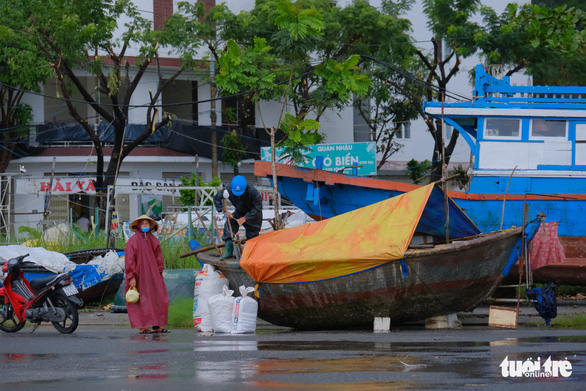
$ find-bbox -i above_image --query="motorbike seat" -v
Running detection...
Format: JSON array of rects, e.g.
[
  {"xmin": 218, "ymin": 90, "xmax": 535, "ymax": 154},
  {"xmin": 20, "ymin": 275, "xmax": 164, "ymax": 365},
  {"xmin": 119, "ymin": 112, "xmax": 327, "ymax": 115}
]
[{"xmin": 29, "ymin": 275, "xmax": 59, "ymax": 292}]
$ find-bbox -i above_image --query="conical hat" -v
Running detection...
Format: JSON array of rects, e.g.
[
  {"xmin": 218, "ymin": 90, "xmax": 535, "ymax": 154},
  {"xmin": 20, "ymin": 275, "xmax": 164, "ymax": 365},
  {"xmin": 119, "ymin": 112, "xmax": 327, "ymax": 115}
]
[{"xmin": 130, "ymin": 215, "xmax": 159, "ymax": 233}]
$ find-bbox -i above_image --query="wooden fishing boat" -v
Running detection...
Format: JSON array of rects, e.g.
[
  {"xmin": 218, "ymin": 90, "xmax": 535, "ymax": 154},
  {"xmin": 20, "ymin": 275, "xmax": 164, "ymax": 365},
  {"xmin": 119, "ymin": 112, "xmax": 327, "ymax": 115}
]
[
  {"xmin": 197, "ymin": 227, "xmax": 522, "ymax": 330},
  {"xmin": 188, "ymin": 184, "xmax": 529, "ymax": 330}
]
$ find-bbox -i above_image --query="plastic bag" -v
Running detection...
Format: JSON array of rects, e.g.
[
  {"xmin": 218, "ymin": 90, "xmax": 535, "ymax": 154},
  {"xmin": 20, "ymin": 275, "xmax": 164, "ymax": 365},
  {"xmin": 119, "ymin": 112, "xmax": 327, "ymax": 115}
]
[
  {"xmin": 193, "ymin": 264, "xmax": 229, "ymax": 332},
  {"xmin": 231, "ymin": 285, "xmax": 258, "ymax": 334},
  {"xmin": 208, "ymin": 285, "xmax": 235, "ymax": 333}
]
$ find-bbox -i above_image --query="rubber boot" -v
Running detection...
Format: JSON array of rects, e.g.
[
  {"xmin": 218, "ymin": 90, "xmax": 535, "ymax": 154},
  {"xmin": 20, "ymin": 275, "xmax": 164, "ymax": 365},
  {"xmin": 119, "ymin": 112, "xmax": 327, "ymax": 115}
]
[{"xmin": 220, "ymin": 240, "xmax": 234, "ymax": 259}]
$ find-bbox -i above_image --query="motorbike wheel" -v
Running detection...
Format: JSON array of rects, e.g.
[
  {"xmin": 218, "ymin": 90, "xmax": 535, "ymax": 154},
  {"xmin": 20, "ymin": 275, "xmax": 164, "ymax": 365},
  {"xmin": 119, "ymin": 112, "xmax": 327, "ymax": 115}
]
[
  {"xmin": 51, "ymin": 292, "xmax": 79, "ymax": 334},
  {"xmin": 0, "ymin": 297, "xmax": 26, "ymax": 332}
]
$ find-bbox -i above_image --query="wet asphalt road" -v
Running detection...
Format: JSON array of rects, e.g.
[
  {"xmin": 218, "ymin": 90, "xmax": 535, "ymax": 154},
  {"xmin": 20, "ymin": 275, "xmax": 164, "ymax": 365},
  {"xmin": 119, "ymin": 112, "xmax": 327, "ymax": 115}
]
[{"xmin": 0, "ymin": 321, "xmax": 585, "ymax": 391}]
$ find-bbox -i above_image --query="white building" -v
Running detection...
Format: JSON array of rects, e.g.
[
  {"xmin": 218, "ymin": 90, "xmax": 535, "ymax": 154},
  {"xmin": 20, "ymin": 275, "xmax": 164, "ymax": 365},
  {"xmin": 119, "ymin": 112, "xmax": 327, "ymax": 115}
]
[{"xmin": 4, "ymin": 0, "xmax": 530, "ymax": 236}]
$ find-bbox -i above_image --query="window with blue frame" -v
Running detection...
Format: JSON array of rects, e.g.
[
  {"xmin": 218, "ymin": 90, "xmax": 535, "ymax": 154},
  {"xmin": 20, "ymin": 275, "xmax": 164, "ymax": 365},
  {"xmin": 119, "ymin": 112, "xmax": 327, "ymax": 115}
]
[
  {"xmin": 530, "ymin": 119, "xmax": 567, "ymax": 139},
  {"xmin": 484, "ymin": 118, "xmax": 521, "ymax": 139}
]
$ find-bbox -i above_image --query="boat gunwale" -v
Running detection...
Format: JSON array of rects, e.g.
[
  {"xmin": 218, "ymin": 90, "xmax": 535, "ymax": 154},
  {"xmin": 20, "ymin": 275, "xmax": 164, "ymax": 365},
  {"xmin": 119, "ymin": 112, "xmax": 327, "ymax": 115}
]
[{"xmin": 256, "ymin": 161, "xmax": 586, "ymax": 202}]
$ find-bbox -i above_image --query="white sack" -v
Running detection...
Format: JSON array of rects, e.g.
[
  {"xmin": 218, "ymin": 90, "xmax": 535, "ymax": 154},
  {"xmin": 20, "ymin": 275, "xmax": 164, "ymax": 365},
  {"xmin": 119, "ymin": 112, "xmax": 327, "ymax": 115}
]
[
  {"xmin": 0, "ymin": 245, "xmax": 75, "ymax": 273},
  {"xmin": 193, "ymin": 264, "xmax": 229, "ymax": 332},
  {"xmin": 208, "ymin": 285, "xmax": 235, "ymax": 333},
  {"xmin": 231, "ymin": 285, "xmax": 258, "ymax": 334}
]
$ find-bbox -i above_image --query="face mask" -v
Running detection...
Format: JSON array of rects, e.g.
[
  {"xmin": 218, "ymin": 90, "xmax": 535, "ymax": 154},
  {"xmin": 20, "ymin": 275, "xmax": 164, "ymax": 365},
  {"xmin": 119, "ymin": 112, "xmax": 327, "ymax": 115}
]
[{"xmin": 141, "ymin": 227, "xmax": 150, "ymax": 233}]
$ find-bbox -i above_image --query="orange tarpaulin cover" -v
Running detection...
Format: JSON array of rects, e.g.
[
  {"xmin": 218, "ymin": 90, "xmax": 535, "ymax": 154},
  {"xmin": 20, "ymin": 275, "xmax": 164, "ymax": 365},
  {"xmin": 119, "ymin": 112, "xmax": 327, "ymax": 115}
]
[{"xmin": 240, "ymin": 184, "xmax": 450, "ymax": 284}]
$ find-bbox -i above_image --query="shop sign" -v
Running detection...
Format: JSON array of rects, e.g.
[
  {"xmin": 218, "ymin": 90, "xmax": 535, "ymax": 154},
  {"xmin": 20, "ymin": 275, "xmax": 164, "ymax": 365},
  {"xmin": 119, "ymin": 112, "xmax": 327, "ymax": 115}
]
[{"xmin": 261, "ymin": 142, "xmax": 377, "ymax": 175}]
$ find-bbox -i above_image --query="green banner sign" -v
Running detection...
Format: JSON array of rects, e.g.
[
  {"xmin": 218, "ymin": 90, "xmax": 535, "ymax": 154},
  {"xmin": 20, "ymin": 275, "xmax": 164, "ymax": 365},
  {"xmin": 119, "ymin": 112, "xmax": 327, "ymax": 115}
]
[{"xmin": 261, "ymin": 142, "xmax": 377, "ymax": 175}]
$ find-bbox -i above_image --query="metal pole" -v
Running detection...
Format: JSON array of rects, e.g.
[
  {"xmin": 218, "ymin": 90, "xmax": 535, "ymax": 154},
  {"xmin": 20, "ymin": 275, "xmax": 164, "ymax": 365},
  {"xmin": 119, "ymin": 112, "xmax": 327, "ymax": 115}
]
[
  {"xmin": 43, "ymin": 157, "xmax": 56, "ymax": 223},
  {"xmin": 188, "ymin": 206, "xmax": 193, "ymax": 241},
  {"xmin": 522, "ymin": 194, "xmax": 529, "ymax": 291},
  {"xmin": 69, "ymin": 208, "xmax": 73, "ymax": 246},
  {"xmin": 105, "ymin": 185, "xmax": 111, "ymax": 247},
  {"xmin": 441, "ymin": 89, "xmax": 449, "ymax": 244},
  {"xmin": 94, "ymin": 206, "xmax": 99, "ymax": 238}
]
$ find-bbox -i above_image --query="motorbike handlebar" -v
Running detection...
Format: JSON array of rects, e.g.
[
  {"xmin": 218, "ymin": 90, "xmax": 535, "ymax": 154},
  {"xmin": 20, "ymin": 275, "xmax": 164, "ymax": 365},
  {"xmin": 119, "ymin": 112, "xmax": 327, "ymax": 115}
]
[
  {"xmin": 16, "ymin": 253, "xmax": 30, "ymax": 263},
  {"xmin": 2, "ymin": 253, "xmax": 29, "ymax": 275}
]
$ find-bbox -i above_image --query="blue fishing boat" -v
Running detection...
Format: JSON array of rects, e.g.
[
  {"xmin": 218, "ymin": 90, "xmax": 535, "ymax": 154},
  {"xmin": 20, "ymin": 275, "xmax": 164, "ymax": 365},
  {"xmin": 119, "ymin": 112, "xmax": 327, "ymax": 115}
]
[{"xmin": 256, "ymin": 65, "xmax": 586, "ymax": 282}]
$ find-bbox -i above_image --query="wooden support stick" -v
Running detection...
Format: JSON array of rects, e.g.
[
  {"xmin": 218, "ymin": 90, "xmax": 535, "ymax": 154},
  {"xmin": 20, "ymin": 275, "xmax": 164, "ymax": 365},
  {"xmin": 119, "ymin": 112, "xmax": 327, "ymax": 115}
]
[
  {"xmin": 180, "ymin": 243, "xmax": 224, "ymax": 258},
  {"xmin": 194, "ymin": 208, "xmax": 222, "ymax": 255},
  {"xmin": 180, "ymin": 239, "xmax": 246, "ymax": 258}
]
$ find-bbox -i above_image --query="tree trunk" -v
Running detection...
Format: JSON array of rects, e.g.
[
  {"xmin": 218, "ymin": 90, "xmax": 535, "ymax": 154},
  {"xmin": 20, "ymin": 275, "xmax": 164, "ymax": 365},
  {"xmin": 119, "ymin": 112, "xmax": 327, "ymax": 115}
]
[{"xmin": 211, "ymin": 63, "xmax": 218, "ymax": 179}]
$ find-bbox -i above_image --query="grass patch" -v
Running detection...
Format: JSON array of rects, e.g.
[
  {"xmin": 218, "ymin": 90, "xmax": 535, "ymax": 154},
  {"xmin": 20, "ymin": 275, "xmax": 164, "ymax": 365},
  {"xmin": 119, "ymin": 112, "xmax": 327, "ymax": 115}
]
[
  {"xmin": 160, "ymin": 236, "xmax": 203, "ymax": 270},
  {"xmin": 167, "ymin": 297, "xmax": 195, "ymax": 329},
  {"xmin": 556, "ymin": 285, "xmax": 586, "ymax": 297},
  {"xmin": 515, "ymin": 284, "xmax": 586, "ymax": 299},
  {"xmin": 527, "ymin": 314, "xmax": 586, "ymax": 329}
]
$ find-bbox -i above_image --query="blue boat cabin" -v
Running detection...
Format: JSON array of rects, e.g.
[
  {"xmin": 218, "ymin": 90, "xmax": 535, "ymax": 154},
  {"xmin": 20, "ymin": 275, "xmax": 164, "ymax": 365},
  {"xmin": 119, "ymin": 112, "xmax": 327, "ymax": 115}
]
[{"xmin": 423, "ymin": 64, "xmax": 586, "ymax": 195}]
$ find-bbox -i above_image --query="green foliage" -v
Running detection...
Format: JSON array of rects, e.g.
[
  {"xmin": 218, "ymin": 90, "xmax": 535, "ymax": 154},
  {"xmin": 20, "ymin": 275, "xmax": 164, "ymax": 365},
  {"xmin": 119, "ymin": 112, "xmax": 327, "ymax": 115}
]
[
  {"xmin": 178, "ymin": 174, "xmax": 221, "ymax": 207},
  {"xmin": 217, "ymin": 38, "xmax": 283, "ymax": 102},
  {"xmin": 315, "ymin": 55, "xmax": 371, "ymax": 102},
  {"xmin": 278, "ymin": 112, "xmax": 322, "ymax": 165},
  {"xmin": 406, "ymin": 159, "xmax": 432, "ymax": 184},
  {"xmin": 7, "ymin": 0, "xmax": 205, "ymax": 191},
  {"xmin": 477, "ymin": 2, "xmax": 586, "ymax": 85},
  {"xmin": 422, "ymin": 0, "xmax": 482, "ymax": 57},
  {"xmin": 18, "ymin": 226, "xmax": 43, "ymax": 240},
  {"xmin": 220, "ymin": 129, "xmax": 245, "ymax": 169},
  {"xmin": 382, "ymin": 0, "xmax": 415, "ymax": 15},
  {"xmin": 216, "ymin": 1, "xmax": 372, "ymax": 160},
  {"xmin": 449, "ymin": 165, "xmax": 470, "ymax": 190},
  {"xmin": 0, "ymin": 0, "xmax": 53, "ymax": 172},
  {"xmin": 275, "ymin": 0, "xmax": 325, "ymax": 40}
]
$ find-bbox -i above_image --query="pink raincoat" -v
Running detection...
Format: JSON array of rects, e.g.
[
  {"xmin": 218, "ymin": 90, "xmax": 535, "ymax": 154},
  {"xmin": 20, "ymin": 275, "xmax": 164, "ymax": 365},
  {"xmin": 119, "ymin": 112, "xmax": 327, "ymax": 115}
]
[{"xmin": 124, "ymin": 227, "xmax": 169, "ymax": 329}]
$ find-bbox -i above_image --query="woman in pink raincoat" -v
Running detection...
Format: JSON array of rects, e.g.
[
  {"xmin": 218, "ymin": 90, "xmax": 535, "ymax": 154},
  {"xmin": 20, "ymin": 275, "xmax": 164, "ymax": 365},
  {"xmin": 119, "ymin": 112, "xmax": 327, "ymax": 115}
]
[{"xmin": 125, "ymin": 215, "xmax": 170, "ymax": 334}]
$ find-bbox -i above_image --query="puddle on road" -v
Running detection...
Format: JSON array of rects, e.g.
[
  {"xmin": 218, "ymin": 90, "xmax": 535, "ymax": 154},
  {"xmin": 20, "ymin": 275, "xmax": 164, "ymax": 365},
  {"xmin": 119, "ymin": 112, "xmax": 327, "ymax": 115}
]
[
  {"xmin": 252, "ymin": 356, "xmax": 426, "ymax": 374},
  {"xmin": 194, "ymin": 340, "xmax": 259, "ymax": 351},
  {"xmin": 192, "ymin": 339, "xmax": 492, "ymax": 353},
  {"xmin": 126, "ymin": 362, "xmax": 169, "ymax": 379},
  {"xmin": 192, "ymin": 356, "xmax": 428, "ymax": 388},
  {"xmin": 2, "ymin": 353, "xmax": 53, "ymax": 362}
]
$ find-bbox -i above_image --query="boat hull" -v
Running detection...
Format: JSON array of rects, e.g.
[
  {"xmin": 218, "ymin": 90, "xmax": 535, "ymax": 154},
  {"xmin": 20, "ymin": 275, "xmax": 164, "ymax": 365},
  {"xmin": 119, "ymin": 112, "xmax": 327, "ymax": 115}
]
[{"xmin": 198, "ymin": 228, "xmax": 521, "ymax": 330}]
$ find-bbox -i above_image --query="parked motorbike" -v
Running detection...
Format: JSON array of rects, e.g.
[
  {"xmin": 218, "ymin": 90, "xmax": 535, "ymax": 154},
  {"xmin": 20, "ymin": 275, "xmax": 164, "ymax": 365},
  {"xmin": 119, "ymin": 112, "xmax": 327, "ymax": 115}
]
[{"xmin": 0, "ymin": 254, "xmax": 83, "ymax": 334}]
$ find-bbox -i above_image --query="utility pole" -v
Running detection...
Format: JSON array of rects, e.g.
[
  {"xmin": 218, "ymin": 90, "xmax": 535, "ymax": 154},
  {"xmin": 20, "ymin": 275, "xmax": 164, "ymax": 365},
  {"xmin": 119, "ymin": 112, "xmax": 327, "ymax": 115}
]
[
  {"xmin": 210, "ymin": 61, "xmax": 218, "ymax": 179},
  {"xmin": 43, "ymin": 157, "xmax": 56, "ymax": 222}
]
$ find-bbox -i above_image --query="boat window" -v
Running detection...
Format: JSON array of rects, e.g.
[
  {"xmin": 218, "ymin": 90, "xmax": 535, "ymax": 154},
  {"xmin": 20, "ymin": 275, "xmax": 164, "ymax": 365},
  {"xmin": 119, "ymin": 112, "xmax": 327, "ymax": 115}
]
[
  {"xmin": 530, "ymin": 119, "xmax": 567, "ymax": 138},
  {"xmin": 484, "ymin": 118, "xmax": 521, "ymax": 139}
]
